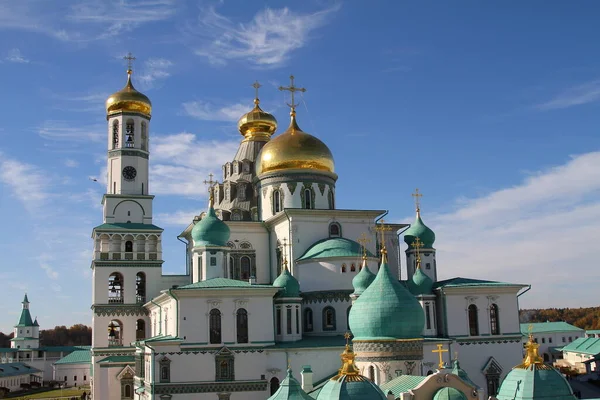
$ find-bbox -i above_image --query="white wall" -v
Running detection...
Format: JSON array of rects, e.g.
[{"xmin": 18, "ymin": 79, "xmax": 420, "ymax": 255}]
[{"xmin": 54, "ymin": 363, "xmax": 90, "ymax": 387}]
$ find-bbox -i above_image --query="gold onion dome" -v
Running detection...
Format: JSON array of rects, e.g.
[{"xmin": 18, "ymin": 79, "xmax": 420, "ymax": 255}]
[
  {"xmin": 237, "ymin": 98, "xmax": 278, "ymax": 141},
  {"xmin": 256, "ymin": 110, "xmax": 335, "ymax": 176},
  {"xmin": 106, "ymin": 69, "xmax": 152, "ymax": 118}
]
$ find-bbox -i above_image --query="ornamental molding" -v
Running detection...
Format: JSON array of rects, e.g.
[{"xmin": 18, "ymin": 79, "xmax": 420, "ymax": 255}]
[
  {"xmin": 286, "ymin": 182, "xmax": 297, "ymax": 195},
  {"xmin": 207, "ymin": 300, "xmax": 222, "ymax": 309},
  {"xmin": 465, "ymin": 296, "xmax": 478, "ymax": 305},
  {"xmin": 92, "ymin": 349, "xmax": 136, "ymax": 357},
  {"xmin": 457, "ymin": 338, "xmax": 521, "ymax": 346},
  {"xmin": 486, "ymin": 295, "xmax": 499, "ymax": 303},
  {"xmin": 108, "ymin": 149, "xmax": 149, "ymax": 159},
  {"xmin": 318, "ymin": 183, "xmax": 326, "ymax": 196},
  {"xmin": 301, "ymin": 290, "xmax": 352, "ymax": 304},
  {"xmin": 233, "ymin": 299, "xmax": 249, "ymax": 311},
  {"xmin": 92, "ymin": 305, "xmax": 148, "ymax": 317},
  {"xmin": 153, "ymin": 349, "xmax": 265, "ymax": 356},
  {"xmin": 353, "ymin": 340, "xmax": 423, "ymax": 359},
  {"xmin": 259, "ymin": 174, "xmax": 336, "ymax": 187},
  {"xmin": 153, "ymin": 380, "xmax": 268, "ymax": 394}
]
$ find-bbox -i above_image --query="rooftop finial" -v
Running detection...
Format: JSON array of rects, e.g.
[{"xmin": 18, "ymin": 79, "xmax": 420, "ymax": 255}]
[
  {"xmin": 279, "ymin": 75, "xmax": 306, "ymax": 115},
  {"xmin": 281, "ymin": 238, "xmax": 289, "ymax": 270},
  {"xmin": 123, "ymin": 52, "xmax": 136, "ymax": 74},
  {"xmin": 252, "ymin": 81, "xmax": 262, "ymax": 106},
  {"xmin": 412, "ymin": 188, "xmax": 423, "ymax": 214},
  {"xmin": 411, "ymin": 237, "xmax": 424, "ymax": 269},
  {"xmin": 357, "ymin": 233, "xmax": 371, "ymax": 260},
  {"xmin": 203, "ymin": 173, "xmax": 217, "ymax": 208},
  {"xmin": 432, "ymin": 344, "xmax": 449, "ymax": 369},
  {"xmin": 331, "ymin": 332, "xmax": 362, "ymax": 381},
  {"xmin": 517, "ymin": 329, "xmax": 545, "ymax": 369},
  {"xmin": 375, "ymin": 219, "xmax": 393, "ymax": 263}
]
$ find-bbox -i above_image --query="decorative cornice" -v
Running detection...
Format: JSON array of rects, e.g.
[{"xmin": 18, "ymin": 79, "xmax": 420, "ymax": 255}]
[
  {"xmin": 92, "ymin": 261, "xmax": 164, "ymax": 268},
  {"xmin": 92, "ymin": 304, "xmax": 149, "ymax": 317},
  {"xmin": 108, "ymin": 149, "xmax": 149, "ymax": 159},
  {"xmin": 153, "ymin": 380, "xmax": 268, "ymax": 394},
  {"xmin": 457, "ymin": 337, "xmax": 521, "ymax": 345},
  {"xmin": 301, "ymin": 290, "xmax": 352, "ymax": 304}
]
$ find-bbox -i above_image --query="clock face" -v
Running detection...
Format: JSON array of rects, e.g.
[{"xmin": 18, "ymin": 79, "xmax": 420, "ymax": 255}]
[{"xmin": 122, "ymin": 166, "xmax": 137, "ymax": 181}]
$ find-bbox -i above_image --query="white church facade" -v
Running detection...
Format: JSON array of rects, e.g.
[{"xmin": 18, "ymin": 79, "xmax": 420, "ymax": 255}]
[{"xmin": 89, "ymin": 65, "xmax": 530, "ymax": 400}]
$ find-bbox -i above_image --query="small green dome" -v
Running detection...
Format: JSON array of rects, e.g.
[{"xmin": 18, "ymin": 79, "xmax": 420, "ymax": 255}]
[
  {"xmin": 351, "ymin": 260, "xmax": 375, "ymax": 296},
  {"xmin": 273, "ymin": 267, "xmax": 300, "ymax": 298},
  {"xmin": 297, "ymin": 238, "xmax": 376, "ymax": 261},
  {"xmin": 316, "ymin": 376, "xmax": 387, "ymax": 400},
  {"xmin": 348, "ymin": 253, "xmax": 424, "ymax": 340},
  {"xmin": 404, "ymin": 211, "xmax": 435, "ymax": 248},
  {"xmin": 408, "ymin": 266, "xmax": 433, "ymax": 295},
  {"xmin": 433, "ymin": 387, "xmax": 467, "ymax": 400},
  {"xmin": 191, "ymin": 206, "xmax": 230, "ymax": 247},
  {"xmin": 268, "ymin": 369, "xmax": 313, "ymax": 400}
]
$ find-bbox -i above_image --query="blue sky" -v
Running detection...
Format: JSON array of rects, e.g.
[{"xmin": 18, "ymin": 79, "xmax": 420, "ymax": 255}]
[{"xmin": 1, "ymin": 0, "xmax": 599, "ymax": 333}]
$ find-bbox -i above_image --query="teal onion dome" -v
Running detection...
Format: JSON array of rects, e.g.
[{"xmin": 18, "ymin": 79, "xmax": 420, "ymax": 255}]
[
  {"xmin": 268, "ymin": 369, "xmax": 313, "ymax": 400},
  {"xmin": 273, "ymin": 266, "xmax": 300, "ymax": 298},
  {"xmin": 404, "ymin": 210, "xmax": 435, "ymax": 248},
  {"xmin": 191, "ymin": 205, "xmax": 230, "ymax": 247},
  {"xmin": 348, "ymin": 252, "xmax": 424, "ymax": 340},
  {"xmin": 351, "ymin": 258, "xmax": 375, "ymax": 296},
  {"xmin": 408, "ymin": 264, "xmax": 433, "ymax": 296},
  {"xmin": 433, "ymin": 387, "xmax": 468, "ymax": 400}
]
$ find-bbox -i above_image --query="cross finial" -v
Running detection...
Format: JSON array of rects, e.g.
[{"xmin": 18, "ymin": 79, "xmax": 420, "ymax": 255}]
[
  {"xmin": 412, "ymin": 188, "xmax": 423, "ymax": 213},
  {"xmin": 357, "ymin": 233, "xmax": 372, "ymax": 259},
  {"xmin": 281, "ymin": 238, "xmax": 289, "ymax": 269},
  {"xmin": 123, "ymin": 52, "xmax": 136, "ymax": 73},
  {"xmin": 252, "ymin": 81, "xmax": 262, "ymax": 105},
  {"xmin": 344, "ymin": 332, "xmax": 351, "ymax": 346},
  {"xmin": 411, "ymin": 237, "xmax": 424, "ymax": 268},
  {"xmin": 375, "ymin": 219, "xmax": 393, "ymax": 258},
  {"xmin": 279, "ymin": 75, "xmax": 306, "ymax": 113},
  {"xmin": 432, "ymin": 344, "xmax": 449, "ymax": 369},
  {"xmin": 203, "ymin": 173, "xmax": 217, "ymax": 207}
]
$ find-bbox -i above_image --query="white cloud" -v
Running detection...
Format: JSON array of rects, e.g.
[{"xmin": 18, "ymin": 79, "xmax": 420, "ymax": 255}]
[
  {"xmin": 424, "ymin": 151, "xmax": 600, "ymax": 308},
  {"xmin": 537, "ymin": 79, "xmax": 600, "ymax": 110},
  {"xmin": 64, "ymin": 159, "xmax": 79, "ymax": 168},
  {"xmin": 182, "ymin": 101, "xmax": 249, "ymax": 122},
  {"xmin": 0, "ymin": 153, "xmax": 51, "ymax": 210},
  {"xmin": 138, "ymin": 58, "xmax": 173, "ymax": 89},
  {"xmin": 155, "ymin": 209, "xmax": 198, "ymax": 227},
  {"xmin": 6, "ymin": 48, "xmax": 29, "ymax": 63},
  {"xmin": 192, "ymin": 4, "xmax": 340, "ymax": 67},
  {"xmin": 36, "ymin": 120, "xmax": 104, "ymax": 142}
]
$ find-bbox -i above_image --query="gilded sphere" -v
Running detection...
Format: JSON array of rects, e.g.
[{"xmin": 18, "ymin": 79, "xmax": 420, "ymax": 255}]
[
  {"xmin": 237, "ymin": 101, "xmax": 278, "ymax": 139},
  {"xmin": 106, "ymin": 72, "xmax": 152, "ymax": 117},
  {"xmin": 256, "ymin": 114, "xmax": 335, "ymax": 176}
]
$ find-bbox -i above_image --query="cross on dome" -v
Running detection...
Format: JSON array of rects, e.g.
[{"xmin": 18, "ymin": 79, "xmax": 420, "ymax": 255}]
[
  {"xmin": 279, "ymin": 75, "xmax": 306, "ymax": 112},
  {"xmin": 123, "ymin": 52, "xmax": 136, "ymax": 73},
  {"xmin": 357, "ymin": 233, "xmax": 371, "ymax": 259},
  {"xmin": 432, "ymin": 344, "xmax": 448, "ymax": 369},
  {"xmin": 203, "ymin": 173, "xmax": 217, "ymax": 207},
  {"xmin": 411, "ymin": 236, "xmax": 424, "ymax": 268},
  {"xmin": 252, "ymin": 81, "xmax": 262, "ymax": 103},
  {"xmin": 412, "ymin": 188, "xmax": 423, "ymax": 212},
  {"xmin": 375, "ymin": 219, "xmax": 393, "ymax": 261}
]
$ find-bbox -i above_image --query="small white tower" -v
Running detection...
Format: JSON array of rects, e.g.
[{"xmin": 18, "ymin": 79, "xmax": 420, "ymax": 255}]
[
  {"xmin": 404, "ymin": 189, "xmax": 437, "ymax": 282},
  {"xmin": 11, "ymin": 294, "xmax": 40, "ymax": 349},
  {"xmin": 272, "ymin": 251, "xmax": 303, "ymax": 342}
]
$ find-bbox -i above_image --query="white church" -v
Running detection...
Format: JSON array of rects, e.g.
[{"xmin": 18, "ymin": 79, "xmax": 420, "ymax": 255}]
[{"xmin": 90, "ymin": 63, "xmax": 530, "ymax": 400}]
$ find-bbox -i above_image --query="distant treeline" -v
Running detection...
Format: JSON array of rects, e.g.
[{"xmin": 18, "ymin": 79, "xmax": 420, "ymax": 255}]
[
  {"xmin": 520, "ymin": 307, "xmax": 600, "ymax": 330},
  {"xmin": 0, "ymin": 324, "xmax": 92, "ymax": 347}
]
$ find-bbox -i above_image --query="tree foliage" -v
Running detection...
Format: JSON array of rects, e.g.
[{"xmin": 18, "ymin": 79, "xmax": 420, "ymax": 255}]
[
  {"xmin": 520, "ymin": 307, "xmax": 600, "ymax": 330},
  {"xmin": 0, "ymin": 325, "xmax": 91, "ymax": 347}
]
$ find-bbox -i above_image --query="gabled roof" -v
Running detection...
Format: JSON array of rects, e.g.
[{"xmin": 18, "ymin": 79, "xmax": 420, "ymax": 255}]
[
  {"xmin": 54, "ymin": 349, "xmax": 91, "ymax": 365},
  {"xmin": 520, "ymin": 322, "xmax": 584, "ymax": 334},
  {"xmin": 177, "ymin": 278, "xmax": 274, "ymax": 290},
  {"xmin": 0, "ymin": 363, "xmax": 41, "ymax": 378},
  {"xmin": 561, "ymin": 337, "xmax": 600, "ymax": 356},
  {"xmin": 433, "ymin": 277, "xmax": 527, "ymax": 289},
  {"xmin": 93, "ymin": 222, "xmax": 163, "ymax": 232},
  {"xmin": 15, "ymin": 308, "xmax": 34, "ymax": 327}
]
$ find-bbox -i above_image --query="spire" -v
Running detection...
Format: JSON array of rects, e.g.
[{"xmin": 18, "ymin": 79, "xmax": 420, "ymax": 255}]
[
  {"xmin": 516, "ymin": 331, "xmax": 545, "ymax": 369},
  {"xmin": 15, "ymin": 294, "xmax": 34, "ymax": 327},
  {"xmin": 331, "ymin": 333, "xmax": 362, "ymax": 381},
  {"xmin": 22, "ymin": 293, "xmax": 29, "ymax": 305}
]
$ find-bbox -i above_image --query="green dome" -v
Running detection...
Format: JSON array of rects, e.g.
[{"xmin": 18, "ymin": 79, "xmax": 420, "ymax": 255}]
[
  {"xmin": 273, "ymin": 267, "xmax": 301, "ymax": 298},
  {"xmin": 404, "ymin": 211, "xmax": 435, "ymax": 248},
  {"xmin": 268, "ymin": 369, "xmax": 313, "ymax": 400},
  {"xmin": 433, "ymin": 387, "xmax": 467, "ymax": 400},
  {"xmin": 316, "ymin": 376, "xmax": 387, "ymax": 400},
  {"xmin": 191, "ymin": 206, "xmax": 230, "ymax": 247},
  {"xmin": 297, "ymin": 238, "xmax": 376, "ymax": 261},
  {"xmin": 351, "ymin": 260, "xmax": 375, "ymax": 296},
  {"xmin": 348, "ymin": 253, "xmax": 424, "ymax": 340},
  {"xmin": 407, "ymin": 266, "xmax": 433, "ymax": 296}
]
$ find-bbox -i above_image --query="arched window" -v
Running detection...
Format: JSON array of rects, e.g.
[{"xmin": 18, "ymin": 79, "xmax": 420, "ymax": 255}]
[
  {"xmin": 304, "ymin": 188, "xmax": 312, "ymax": 209},
  {"xmin": 329, "ymin": 222, "xmax": 341, "ymax": 238},
  {"xmin": 112, "ymin": 120, "xmax": 119, "ymax": 149},
  {"xmin": 125, "ymin": 120, "xmax": 134, "ymax": 148},
  {"xmin": 270, "ymin": 377, "xmax": 280, "ymax": 395},
  {"xmin": 125, "ymin": 240, "xmax": 133, "ymax": 252},
  {"xmin": 236, "ymin": 308, "xmax": 248, "ymax": 343},
  {"xmin": 240, "ymin": 256, "xmax": 251, "ymax": 280},
  {"xmin": 231, "ymin": 211, "xmax": 242, "ymax": 221},
  {"xmin": 304, "ymin": 308, "xmax": 313, "ymax": 332},
  {"xmin": 108, "ymin": 272, "xmax": 124, "ymax": 303},
  {"xmin": 427, "ymin": 370, "xmax": 434, "ymax": 376},
  {"xmin": 209, "ymin": 309, "xmax": 222, "ymax": 344},
  {"xmin": 124, "ymin": 385, "xmax": 131, "ymax": 398},
  {"xmin": 350, "ymin": 263, "xmax": 356, "ymax": 272},
  {"xmin": 341, "ymin": 264, "xmax": 346, "ymax": 273},
  {"xmin": 107, "ymin": 320, "xmax": 122, "ymax": 346},
  {"xmin": 273, "ymin": 190, "xmax": 281, "ymax": 213},
  {"xmin": 229, "ymin": 256, "xmax": 235, "ymax": 279},
  {"xmin": 468, "ymin": 304, "xmax": 479, "ymax": 336},
  {"xmin": 136, "ymin": 319, "xmax": 145, "ymax": 340},
  {"xmin": 368, "ymin": 366, "xmax": 375, "ymax": 382},
  {"xmin": 323, "ymin": 307, "xmax": 336, "ymax": 331},
  {"xmin": 141, "ymin": 122, "xmax": 147, "ymax": 151},
  {"xmin": 136, "ymin": 272, "xmax": 146, "ymax": 304},
  {"xmin": 490, "ymin": 304, "xmax": 500, "ymax": 335}
]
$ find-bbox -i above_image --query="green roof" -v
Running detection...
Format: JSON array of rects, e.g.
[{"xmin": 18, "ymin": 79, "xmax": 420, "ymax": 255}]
[
  {"xmin": 379, "ymin": 375, "xmax": 426, "ymax": 398},
  {"xmin": 98, "ymin": 355, "xmax": 135, "ymax": 363},
  {"xmin": 0, "ymin": 363, "xmax": 41, "ymax": 378},
  {"xmin": 37, "ymin": 345, "xmax": 90, "ymax": 352},
  {"xmin": 15, "ymin": 306, "xmax": 34, "ymax": 327},
  {"xmin": 177, "ymin": 278, "xmax": 275, "ymax": 290},
  {"xmin": 55, "ymin": 349, "xmax": 91, "ymax": 365},
  {"xmin": 434, "ymin": 387, "xmax": 467, "ymax": 400},
  {"xmin": 93, "ymin": 222, "xmax": 163, "ymax": 231},
  {"xmin": 561, "ymin": 337, "xmax": 600, "ymax": 356},
  {"xmin": 404, "ymin": 211, "xmax": 435, "ymax": 248},
  {"xmin": 316, "ymin": 375, "xmax": 386, "ymax": 400},
  {"xmin": 451, "ymin": 360, "xmax": 477, "ymax": 388},
  {"xmin": 268, "ymin": 369, "xmax": 314, "ymax": 400},
  {"xmin": 407, "ymin": 266, "xmax": 433, "ymax": 295},
  {"xmin": 273, "ymin": 267, "xmax": 301, "ymax": 297},
  {"xmin": 297, "ymin": 238, "xmax": 376, "ymax": 261},
  {"xmin": 10, "ymin": 337, "xmax": 36, "ymax": 341},
  {"xmin": 351, "ymin": 261, "xmax": 375, "ymax": 296},
  {"xmin": 434, "ymin": 277, "xmax": 526, "ymax": 289},
  {"xmin": 496, "ymin": 365, "xmax": 575, "ymax": 400},
  {"xmin": 191, "ymin": 206, "xmax": 230, "ymax": 247},
  {"xmin": 520, "ymin": 322, "xmax": 584, "ymax": 334},
  {"xmin": 586, "ymin": 330, "xmax": 600, "ymax": 334}
]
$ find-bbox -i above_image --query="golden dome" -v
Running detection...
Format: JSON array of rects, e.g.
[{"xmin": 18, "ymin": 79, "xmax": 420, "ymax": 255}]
[
  {"xmin": 237, "ymin": 98, "xmax": 278, "ymax": 141},
  {"xmin": 106, "ymin": 69, "xmax": 152, "ymax": 118},
  {"xmin": 256, "ymin": 110, "xmax": 335, "ymax": 176}
]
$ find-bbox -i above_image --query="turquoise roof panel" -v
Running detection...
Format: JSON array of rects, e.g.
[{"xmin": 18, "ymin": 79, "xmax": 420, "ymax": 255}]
[
  {"xmin": 403, "ymin": 211, "xmax": 435, "ymax": 248},
  {"xmin": 351, "ymin": 262, "xmax": 376, "ymax": 296},
  {"xmin": 433, "ymin": 387, "xmax": 468, "ymax": 400},
  {"xmin": 520, "ymin": 322, "xmax": 584, "ymax": 334},
  {"xmin": 380, "ymin": 375, "xmax": 427, "ymax": 398},
  {"xmin": 268, "ymin": 369, "xmax": 313, "ymax": 400},
  {"xmin": 433, "ymin": 277, "xmax": 527, "ymax": 289},
  {"xmin": 93, "ymin": 222, "xmax": 163, "ymax": 231},
  {"xmin": 408, "ymin": 267, "xmax": 433, "ymax": 295},
  {"xmin": 496, "ymin": 365, "xmax": 575, "ymax": 400},
  {"xmin": 297, "ymin": 238, "xmax": 376, "ymax": 261},
  {"xmin": 560, "ymin": 337, "xmax": 600, "ymax": 356},
  {"xmin": 0, "ymin": 363, "xmax": 41, "ymax": 378},
  {"xmin": 177, "ymin": 278, "xmax": 274, "ymax": 290},
  {"xmin": 15, "ymin": 308, "xmax": 34, "ymax": 327},
  {"xmin": 54, "ymin": 349, "xmax": 92, "ymax": 365},
  {"xmin": 586, "ymin": 330, "xmax": 600, "ymax": 334},
  {"xmin": 316, "ymin": 375, "xmax": 386, "ymax": 400},
  {"xmin": 98, "ymin": 355, "xmax": 135, "ymax": 363}
]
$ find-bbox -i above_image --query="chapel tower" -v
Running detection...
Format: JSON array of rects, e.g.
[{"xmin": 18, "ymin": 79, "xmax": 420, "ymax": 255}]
[
  {"xmin": 10, "ymin": 294, "xmax": 39, "ymax": 349},
  {"xmin": 404, "ymin": 189, "xmax": 437, "ymax": 282}
]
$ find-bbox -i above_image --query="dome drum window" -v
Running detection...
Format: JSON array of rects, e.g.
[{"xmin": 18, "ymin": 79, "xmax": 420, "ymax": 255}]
[
  {"xmin": 322, "ymin": 307, "xmax": 336, "ymax": 331},
  {"xmin": 328, "ymin": 222, "xmax": 341, "ymax": 238}
]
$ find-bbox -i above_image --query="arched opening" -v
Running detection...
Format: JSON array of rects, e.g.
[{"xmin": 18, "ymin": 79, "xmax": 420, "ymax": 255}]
[
  {"xmin": 136, "ymin": 272, "xmax": 146, "ymax": 304},
  {"xmin": 108, "ymin": 272, "xmax": 124, "ymax": 303},
  {"xmin": 341, "ymin": 264, "xmax": 346, "ymax": 273},
  {"xmin": 273, "ymin": 190, "xmax": 281, "ymax": 213},
  {"xmin": 136, "ymin": 319, "xmax": 145, "ymax": 341},
  {"xmin": 270, "ymin": 377, "xmax": 280, "ymax": 396},
  {"xmin": 304, "ymin": 308, "xmax": 313, "ymax": 332},
  {"xmin": 236, "ymin": 308, "xmax": 248, "ymax": 343},
  {"xmin": 368, "ymin": 365, "xmax": 375, "ymax": 382},
  {"xmin": 125, "ymin": 119, "xmax": 134, "ymax": 148},
  {"xmin": 304, "ymin": 188, "xmax": 312, "ymax": 209},
  {"xmin": 124, "ymin": 384, "xmax": 131, "ymax": 398},
  {"xmin": 141, "ymin": 121, "xmax": 147, "ymax": 151},
  {"xmin": 329, "ymin": 222, "xmax": 341, "ymax": 238},
  {"xmin": 209, "ymin": 309, "xmax": 222, "ymax": 344},
  {"xmin": 112, "ymin": 120, "xmax": 119, "ymax": 149},
  {"xmin": 323, "ymin": 307, "xmax": 336, "ymax": 331},
  {"xmin": 427, "ymin": 370, "xmax": 434, "ymax": 376},
  {"xmin": 107, "ymin": 319, "xmax": 122, "ymax": 346},
  {"xmin": 240, "ymin": 256, "xmax": 251, "ymax": 281},
  {"xmin": 468, "ymin": 304, "xmax": 479, "ymax": 336},
  {"xmin": 125, "ymin": 240, "xmax": 133, "ymax": 253},
  {"xmin": 350, "ymin": 263, "xmax": 356, "ymax": 272},
  {"xmin": 490, "ymin": 303, "xmax": 500, "ymax": 335},
  {"xmin": 543, "ymin": 353, "xmax": 550, "ymax": 362}
]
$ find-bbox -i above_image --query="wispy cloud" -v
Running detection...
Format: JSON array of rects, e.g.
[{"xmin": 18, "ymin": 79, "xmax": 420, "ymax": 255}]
[
  {"xmin": 37, "ymin": 255, "xmax": 59, "ymax": 280},
  {"xmin": 155, "ymin": 209, "xmax": 198, "ymax": 227},
  {"xmin": 426, "ymin": 151, "xmax": 600, "ymax": 308},
  {"xmin": 0, "ymin": 153, "xmax": 51, "ymax": 211},
  {"xmin": 536, "ymin": 79, "xmax": 600, "ymax": 110},
  {"xmin": 182, "ymin": 101, "xmax": 248, "ymax": 122},
  {"xmin": 138, "ymin": 58, "xmax": 174, "ymax": 89},
  {"xmin": 6, "ymin": 48, "xmax": 29, "ymax": 63},
  {"xmin": 64, "ymin": 159, "xmax": 79, "ymax": 168},
  {"xmin": 192, "ymin": 4, "xmax": 341, "ymax": 67},
  {"xmin": 36, "ymin": 120, "xmax": 104, "ymax": 142}
]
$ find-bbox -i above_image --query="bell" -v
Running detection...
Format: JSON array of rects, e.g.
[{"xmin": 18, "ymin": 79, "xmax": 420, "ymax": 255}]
[
  {"xmin": 108, "ymin": 322, "xmax": 116, "ymax": 337},
  {"xmin": 126, "ymin": 134, "xmax": 133, "ymax": 142}
]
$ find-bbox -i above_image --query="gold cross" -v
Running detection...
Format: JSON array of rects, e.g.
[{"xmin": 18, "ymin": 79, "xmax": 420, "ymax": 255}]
[
  {"xmin": 357, "ymin": 233, "xmax": 371, "ymax": 258},
  {"xmin": 123, "ymin": 52, "xmax": 136, "ymax": 71},
  {"xmin": 432, "ymin": 344, "xmax": 448, "ymax": 369},
  {"xmin": 412, "ymin": 188, "xmax": 423, "ymax": 212},
  {"xmin": 281, "ymin": 238, "xmax": 289, "ymax": 268},
  {"xmin": 252, "ymin": 81, "xmax": 262, "ymax": 102},
  {"xmin": 375, "ymin": 219, "xmax": 393, "ymax": 254},
  {"xmin": 411, "ymin": 237, "xmax": 424, "ymax": 267},
  {"xmin": 279, "ymin": 75, "xmax": 306, "ymax": 110},
  {"xmin": 203, "ymin": 173, "xmax": 217, "ymax": 206},
  {"xmin": 344, "ymin": 332, "xmax": 351, "ymax": 345}
]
